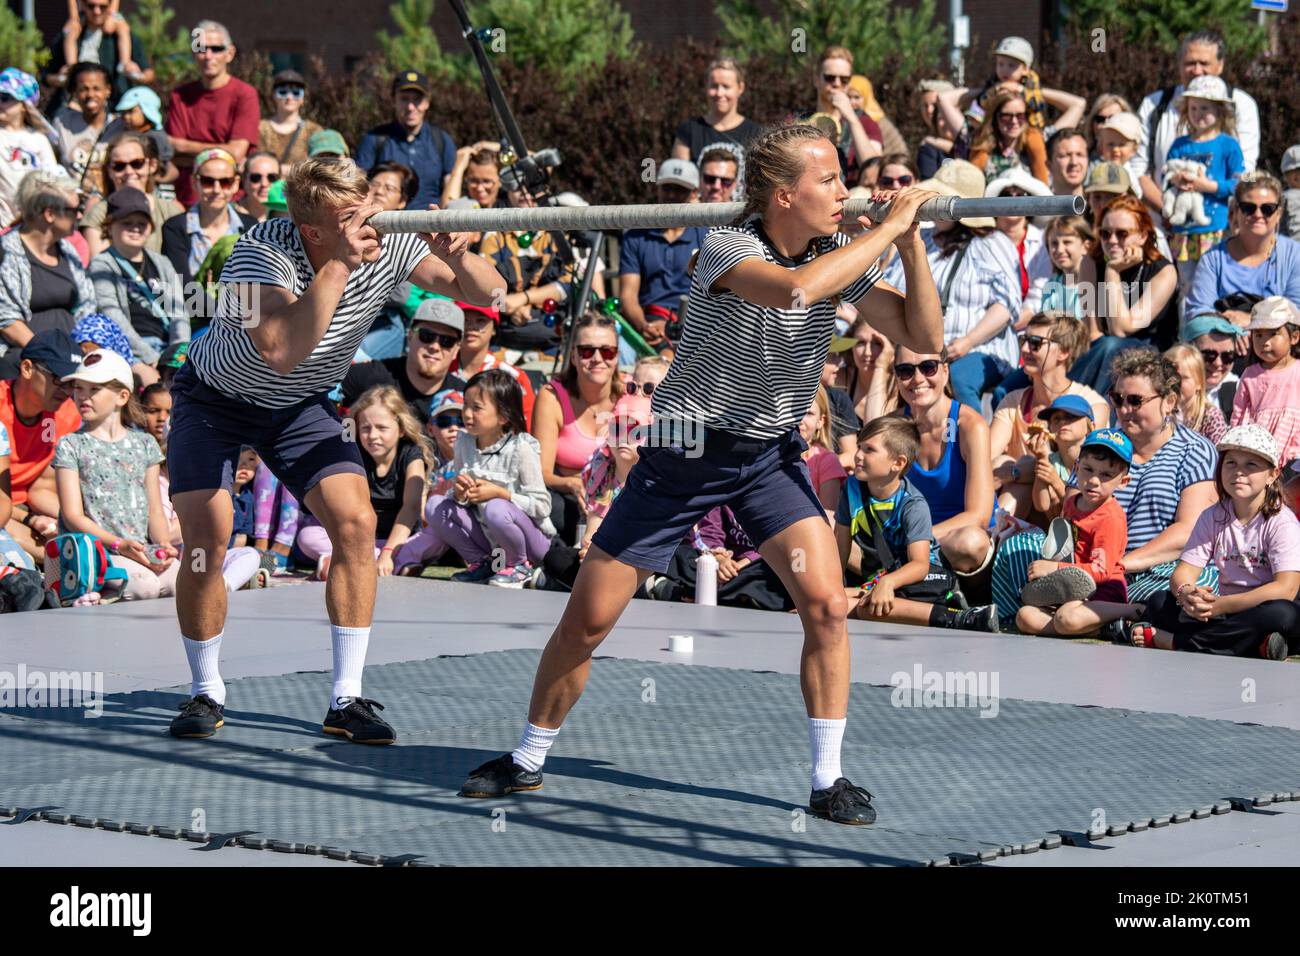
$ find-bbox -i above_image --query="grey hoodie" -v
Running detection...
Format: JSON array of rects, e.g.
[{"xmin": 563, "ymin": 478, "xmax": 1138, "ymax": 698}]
[{"xmin": 453, "ymin": 429, "xmax": 557, "ymax": 538}]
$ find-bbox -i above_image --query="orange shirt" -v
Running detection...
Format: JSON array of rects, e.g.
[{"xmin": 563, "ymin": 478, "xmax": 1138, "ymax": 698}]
[
  {"xmin": 0, "ymin": 379, "xmax": 82, "ymax": 505},
  {"xmin": 1061, "ymin": 492, "xmax": 1128, "ymax": 585}
]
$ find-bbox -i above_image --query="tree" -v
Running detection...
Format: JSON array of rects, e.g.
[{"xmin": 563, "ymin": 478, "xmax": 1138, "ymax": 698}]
[
  {"xmin": 0, "ymin": 4, "xmax": 50, "ymax": 75},
  {"xmin": 715, "ymin": 0, "xmax": 948, "ymax": 82},
  {"xmin": 376, "ymin": 0, "xmax": 451, "ymax": 81},
  {"xmin": 1063, "ymin": 0, "xmax": 1266, "ymax": 61},
  {"xmin": 472, "ymin": 0, "xmax": 637, "ymax": 87},
  {"xmin": 127, "ymin": 0, "xmax": 196, "ymax": 90}
]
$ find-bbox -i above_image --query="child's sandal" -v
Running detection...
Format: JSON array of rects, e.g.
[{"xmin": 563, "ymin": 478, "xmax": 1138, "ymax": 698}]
[{"xmin": 1129, "ymin": 623, "xmax": 1156, "ymax": 648}]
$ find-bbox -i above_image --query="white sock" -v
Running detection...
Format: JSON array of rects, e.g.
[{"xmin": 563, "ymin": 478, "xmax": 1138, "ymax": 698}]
[
  {"xmin": 809, "ymin": 717, "xmax": 846, "ymax": 791},
  {"xmin": 330, "ymin": 625, "xmax": 370, "ymax": 708},
  {"xmin": 512, "ymin": 722, "xmax": 560, "ymax": 772},
  {"xmin": 183, "ymin": 632, "xmax": 225, "ymax": 706}
]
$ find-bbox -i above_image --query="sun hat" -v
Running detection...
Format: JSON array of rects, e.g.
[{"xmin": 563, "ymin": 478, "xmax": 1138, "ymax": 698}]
[
  {"xmin": 1177, "ymin": 75, "xmax": 1235, "ymax": 108},
  {"xmin": 1246, "ymin": 295, "xmax": 1300, "ymax": 331},
  {"xmin": 916, "ymin": 159, "xmax": 995, "ymax": 228},
  {"xmin": 1217, "ymin": 423, "xmax": 1280, "ymax": 469}
]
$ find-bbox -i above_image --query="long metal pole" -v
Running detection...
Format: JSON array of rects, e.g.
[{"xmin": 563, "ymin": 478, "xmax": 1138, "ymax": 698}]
[{"xmin": 370, "ymin": 194, "xmax": 1085, "ymax": 234}]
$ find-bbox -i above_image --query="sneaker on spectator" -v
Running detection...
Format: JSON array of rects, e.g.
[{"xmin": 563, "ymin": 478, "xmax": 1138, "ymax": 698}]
[
  {"xmin": 488, "ymin": 563, "xmax": 533, "ymax": 588},
  {"xmin": 242, "ymin": 568, "xmax": 272, "ymax": 590},
  {"xmin": 451, "ymin": 560, "xmax": 496, "ymax": 584},
  {"xmin": 314, "ymin": 555, "xmax": 331, "ymax": 582},
  {"xmin": 1261, "ymin": 632, "xmax": 1288, "ymax": 661},
  {"xmin": 523, "ymin": 565, "xmax": 547, "ymax": 589},
  {"xmin": 639, "ymin": 573, "xmax": 677, "ymax": 601}
]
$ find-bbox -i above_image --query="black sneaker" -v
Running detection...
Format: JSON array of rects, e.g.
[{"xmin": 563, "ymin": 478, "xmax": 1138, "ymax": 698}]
[
  {"xmin": 169, "ymin": 694, "xmax": 225, "ymax": 738},
  {"xmin": 450, "ymin": 561, "xmax": 496, "ymax": 584},
  {"xmin": 323, "ymin": 697, "xmax": 395, "ymax": 744},
  {"xmin": 460, "ymin": 753, "xmax": 543, "ymax": 798},
  {"xmin": 809, "ymin": 777, "xmax": 876, "ymax": 825},
  {"xmin": 953, "ymin": 605, "xmax": 1001, "ymax": 633}
]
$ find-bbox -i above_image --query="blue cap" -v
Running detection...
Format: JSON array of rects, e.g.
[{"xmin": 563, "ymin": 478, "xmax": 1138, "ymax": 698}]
[
  {"xmin": 1081, "ymin": 427, "xmax": 1133, "ymax": 464},
  {"xmin": 115, "ymin": 87, "xmax": 163, "ymax": 129},
  {"xmin": 19, "ymin": 329, "xmax": 82, "ymax": 379},
  {"xmin": 1038, "ymin": 393, "xmax": 1095, "ymax": 422},
  {"xmin": 1182, "ymin": 313, "xmax": 1246, "ymax": 342}
]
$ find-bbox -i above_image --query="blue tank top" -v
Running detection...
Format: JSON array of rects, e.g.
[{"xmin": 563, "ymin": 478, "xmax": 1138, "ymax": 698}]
[{"xmin": 906, "ymin": 400, "xmax": 997, "ymax": 529}]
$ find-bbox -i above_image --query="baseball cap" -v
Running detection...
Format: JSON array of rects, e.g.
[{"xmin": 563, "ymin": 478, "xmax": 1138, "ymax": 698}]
[
  {"xmin": 0, "ymin": 67, "xmax": 39, "ymax": 106},
  {"xmin": 457, "ymin": 299, "xmax": 501, "ymax": 325},
  {"xmin": 430, "ymin": 388, "xmax": 464, "ymax": 419},
  {"xmin": 656, "ymin": 159, "xmax": 700, "ymax": 191},
  {"xmin": 1081, "ymin": 427, "xmax": 1133, "ymax": 464},
  {"xmin": 308, "ymin": 129, "xmax": 348, "ymax": 158},
  {"xmin": 20, "ymin": 329, "xmax": 82, "ymax": 379},
  {"xmin": 1038, "ymin": 394, "xmax": 1095, "ymax": 422},
  {"xmin": 412, "ymin": 297, "xmax": 464, "ymax": 335},
  {"xmin": 1282, "ymin": 145, "xmax": 1300, "ymax": 174},
  {"xmin": 994, "ymin": 36, "xmax": 1035, "ymax": 68},
  {"xmin": 1099, "ymin": 112, "xmax": 1142, "ymax": 144},
  {"xmin": 62, "ymin": 348, "xmax": 134, "ymax": 387},
  {"xmin": 115, "ymin": 86, "xmax": 163, "ymax": 128},
  {"xmin": 1183, "ymin": 312, "xmax": 1246, "ymax": 342},
  {"xmin": 392, "ymin": 70, "xmax": 430, "ymax": 97},
  {"xmin": 916, "ymin": 159, "xmax": 995, "ymax": 228},
  {"xmin": 1247, "ymin": 295, "xmax": 1300, "ymax": 331},
  {"xmin": 1218, "ymin": 424, "xmax": 1280, "ymax": 469},
  {"xmin": 1085, "ymin": 161, "xmax": 1132, "ymax": 195},
  {"xmin": 105, "ymin": 186, "xmax": 151, "ymax": 221},
  {"xmin": 271, "ymin": 69, "xmax": 306, "ymax": 89},
  {"xmin": 264, "ymin": 179, "xmax": 288, "ymax": 213},
  {"xmin": 159, "ymin": 341, "xmax": 190, "ymax": 370}
]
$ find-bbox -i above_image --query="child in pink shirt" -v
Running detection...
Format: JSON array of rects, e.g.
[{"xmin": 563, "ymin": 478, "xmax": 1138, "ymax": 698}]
[
  {"xmin": 802, "ymin": 386, "xmax": 848, "ymax": 512},
  {"xmin": 1231, "ymin": 296, "xmax": 1300, "ymax": 467},
  {"xmin": 1131, "ymin": 424, "xmax": 1300, "ymax": 658}
]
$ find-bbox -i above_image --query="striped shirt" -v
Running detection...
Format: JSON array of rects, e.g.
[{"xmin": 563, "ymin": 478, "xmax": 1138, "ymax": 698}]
[
  {"xmin": 188, "ymin": 219, "xmax": 431, "ymax": 407},
  {"xmin": 1111, "ymin": 424, "xmax": 1217, "ymax": 550},
  {"xmin": 651, "ymin": 223, "xmax": 882, "ymax": 439},
  {"xmin": 884, "ymin": 227, "xmax": 1022, "ymax": 368}
]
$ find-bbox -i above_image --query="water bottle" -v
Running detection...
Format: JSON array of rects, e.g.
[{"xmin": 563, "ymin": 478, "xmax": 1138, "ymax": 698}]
[{"xmin": 695, "ymin": 551, "xmax": 718, "ymax": 606}]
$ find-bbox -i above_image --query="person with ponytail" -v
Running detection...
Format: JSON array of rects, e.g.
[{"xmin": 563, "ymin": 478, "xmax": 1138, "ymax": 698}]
[
  {"xmin": 53, "ymin": 348, "xmax": 179, "ymax": 600},
  {"xmin": 459, "ymin": 122, "xmax": 944, "ymax": 826}
]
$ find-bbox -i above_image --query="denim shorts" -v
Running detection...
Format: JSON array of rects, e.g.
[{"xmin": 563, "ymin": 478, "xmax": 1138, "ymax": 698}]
[
  {"xmin": 166, "ymin": 363, "xmax": 364, "ymax": 503},
  {"xmin": 591, "ymin": 425, "xmax": 825, "ymax": 573}
]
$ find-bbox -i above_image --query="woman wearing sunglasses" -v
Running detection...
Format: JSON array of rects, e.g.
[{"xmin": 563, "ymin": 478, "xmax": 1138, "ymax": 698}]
[
  {"xmin": 257, "ymin": 70, "xmax": 321, "ymax": 171},
  {"xmin": 532, "ymin": 314, "xmax": 620, "ymax": 544},
  {"xmin": 992, "ymin": 348, "xmax": 1220, "ymax": 629},
  {"xmin": 785, "ymin": 45, "xmax": 883, "ymax": 189},
  {"xmin": 1185, "ymin": 172, "xmax": 1300, "ymax": 337},
  {"xmin": 236, "ymin": 152, "xmax": 282, "ymax": 223},
  {"xmin": 80, "ymin": 131, "xmax": 182, "ymax": 259},
  {"xmin": 965, "ymin": 89, "xmax": 1049, "ymax": 185},
  {"xmin": 160, "ymin": 147, "xmax": 257, "ymax": 286},
  {"xmin": 459, "ymin": 124, "xmax": 943, "ymax": 825}
]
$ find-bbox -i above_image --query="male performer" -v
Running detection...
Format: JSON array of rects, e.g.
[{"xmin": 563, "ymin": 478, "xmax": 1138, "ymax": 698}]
[{"xmin": 166, "ymin": 157, "xmax": 498, "ymax": 740}]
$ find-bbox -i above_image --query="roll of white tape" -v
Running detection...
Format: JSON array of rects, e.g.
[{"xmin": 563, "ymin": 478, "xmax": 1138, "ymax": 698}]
[{"xmin": 668, "ymin": 634, "xmax": 694, "ymax": 654}]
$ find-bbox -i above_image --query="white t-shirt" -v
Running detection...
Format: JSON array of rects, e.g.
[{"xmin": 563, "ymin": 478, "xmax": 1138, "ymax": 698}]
[{"xmin": 0, "ymin": 128, "xmax": 61, "ymax": 223}]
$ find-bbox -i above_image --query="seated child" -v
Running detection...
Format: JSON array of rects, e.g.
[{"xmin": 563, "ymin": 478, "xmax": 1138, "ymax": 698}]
[
  {"xmin": 645, "ymin": 506, "xmax": 793, "ymax": 611},
  {"xmin": 801, "ymin": 386, "xmax": 848, "ymax": 513},
  {"xmin": 1028, "ymin": 393, "xmax": 1093, "ymax": 519},
  {"xmin": 1016, "ymin": 428, "xmax": 1132, "ymax": 636},
  {"xmin": 393, "ymin": 389, "xmax": 464, "ymax": 574},
  {"xmin": 835, "ymin": 416, "xmax": 1000, "ymax": 632}
]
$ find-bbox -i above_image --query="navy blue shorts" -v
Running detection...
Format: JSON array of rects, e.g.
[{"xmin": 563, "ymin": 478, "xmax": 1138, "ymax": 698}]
[
  {"xmin": 591, "ymin": 426, "xmax": 825, "ymax": 573},
  {"xmin": 167, "ymin": 363, "xmax": 364, "ymax": 503}
]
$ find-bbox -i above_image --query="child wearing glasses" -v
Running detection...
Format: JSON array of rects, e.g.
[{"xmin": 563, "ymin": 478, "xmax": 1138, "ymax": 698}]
[
  {"xmin": 258, "ymin": 70, "xmax": 322, "ymax": 171},
  {"xmin": 1231, "ymin": 297, "xmax": 1300, "ymax": 470}
]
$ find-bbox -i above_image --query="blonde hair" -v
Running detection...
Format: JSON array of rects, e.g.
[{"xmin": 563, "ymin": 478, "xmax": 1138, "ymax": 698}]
[
  {"xmin": 1027, "ymin": 311, "xmax": 1089, "ymax": 365},
  {"xmin": 1083, "ymin": 93, "xmax": 1133, "ymax": 152},
  {"xmin": 633, "ymin": 354, "xmax": 671, "ymax": 376},
  {"xmin": 707, "ymin": 57, "xmax": 745, "ymax": 85},
  {"xmin": 730, "ymin": 123, "xmax": 826, "ymax": 226},
  {"xmin": 1164, "ymin": 343, "xmax": 1209, "ymax": 432},
  {"xmin": 349, "ymin": 385, "xmax": 436, "ymax": 473},
  {"xmin": 1177, "ymin": 95, "xmax": 1236, "ymax": 139},
  {"xmin": 808, "ymin": 386, "xmax": 836, "ymax": 452},
  {"xmin": 816, "ymin": 45, "xmax": 854, "ymax": 70},
  {"xmin": 285, "ymin": 157, "xmax": 369, "ymax": 226}
]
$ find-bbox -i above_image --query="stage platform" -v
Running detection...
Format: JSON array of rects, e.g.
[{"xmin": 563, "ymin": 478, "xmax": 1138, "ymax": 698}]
[{"xmin": 1, "ymin": 579, "xmax": 1297, "ymax": 867}]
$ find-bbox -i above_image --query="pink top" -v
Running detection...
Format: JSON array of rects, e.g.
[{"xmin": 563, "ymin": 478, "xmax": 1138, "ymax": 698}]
[
  {"xmin": 1231, "ymin": 361, "xmax": 1300, "ymax": 467},
  {"xmin": 805, "ymin": 445, "xmax": 848, "ymax": 491},
  {"xmin": 1180, "ymin": 502, "xmax": 1300, "ymax": 595},
  {"xmin": 550, "ymin": 381, "xmax": 607, "ymax": 473}
]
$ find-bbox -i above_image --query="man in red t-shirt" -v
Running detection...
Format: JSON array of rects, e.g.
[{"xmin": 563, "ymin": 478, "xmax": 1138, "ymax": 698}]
[
  {"xmin": 165, "ymin": 19, "xmax": 261, "ymax": 207},
  {"xmin": 0, "ymin": 331, "xmax": 83, "ymax": 562}
]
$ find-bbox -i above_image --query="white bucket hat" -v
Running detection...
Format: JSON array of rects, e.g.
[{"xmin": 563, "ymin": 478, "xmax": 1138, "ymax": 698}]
[
  {"xmin": 1178, "ymin": 75, "xmax": 1235, "ymax": 108},
  {"xmin": 1217, "ymin": 424, "xmax": 1280, "ymax": 469}
]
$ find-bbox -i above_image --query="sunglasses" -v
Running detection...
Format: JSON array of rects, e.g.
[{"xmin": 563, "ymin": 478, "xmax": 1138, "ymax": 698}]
[
  {"xmin": 1109, "ymin": 391, "xmax": 1160, "ymax": 411},
  {"xmin": 247, "ymin": 172, "xmax": 280, "ymax": 184},
  {"xmin": 110, "ymin": 157, "xmax": 148, "ymax": 173},
  {"xmin": 576, "ymin": 344, "xmax": 618, "ymax": 362},
  {"xmin": 822, "ymin": 74, "xmax": 851, "ymax": 85},
  {"xmin": 1200, "ymin": 348, "xmax": 1234, "ymax": 366},
  {"xmin": 702, "ymin": 175, "xmax": 735, "ymax": 187},
  {"xmin": 1099, "ymin": 227, "xmax": 1132, "ymax": 243},
  {"xmin": 273, "ymin": 86, "xmax": 305, "ymax": 99},
  {"xmin": 197, "ymin": 44, "xmax": 228, "ymax": 54},
  {"xmin": 199, "ymin": 175, "xmax": 236, "ymax": 188},
  {"xmin": 53, "ymin": 201, "xmax": 85, "ymax": 217},
  {"xmin": 434, "ymin": 413, "xmax": 462, "ymax": 428},
  {"xmin": 1019, "ymin": 333, "xmax": 1052, "ymax": 352},
  {"xmin": 894, "ymin": 359, "xmax": 944, "ymax": 381},
  {"xmin": 878, "ymin": 174, "xmax": 914, "ymax": 188},
  {"xmin": 1238, "ymin": 201, "xmax": 1279, "ymax": 217},
  {"xmin": 414, "ymin": 327, "xmax": 459, "ymax": 349},
  {"xmin": 999, "ymin": 111, "xmax": 1028, "ymax": 124},
  {"xmin": 0, "ymin": 92, "xmax": 15, "ymax": 106},
  {"xmin": 625, "ymin": 380, "xmax": 656, "ymax": 397}
]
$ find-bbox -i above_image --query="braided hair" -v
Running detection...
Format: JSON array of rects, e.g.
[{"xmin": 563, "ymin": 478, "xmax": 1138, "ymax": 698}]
[{"xmin": 729, "ymin": 123, "xmax": 829, "ymax": 227}]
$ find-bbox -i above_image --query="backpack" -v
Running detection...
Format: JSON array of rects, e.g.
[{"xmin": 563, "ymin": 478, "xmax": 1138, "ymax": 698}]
[
  {"xmin": 42, "ymin": 533, "xmax": 129, "ymax": 606},
  {"xmin": 844, "ymin": 478, "xmax": 963, "ymax": 605}
]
